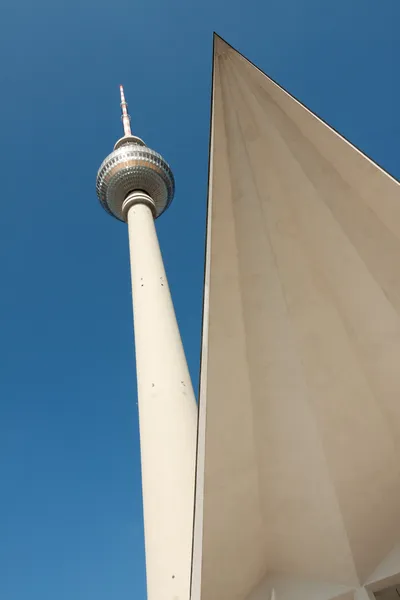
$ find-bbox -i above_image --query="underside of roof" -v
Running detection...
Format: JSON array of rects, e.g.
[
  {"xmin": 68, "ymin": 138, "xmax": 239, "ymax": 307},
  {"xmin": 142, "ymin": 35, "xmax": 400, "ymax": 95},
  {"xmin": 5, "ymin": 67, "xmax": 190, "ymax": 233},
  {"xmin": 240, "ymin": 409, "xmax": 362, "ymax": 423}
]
[{"xmin": 192, "ymin": 34, "xmax": 400, "ymax": 600}]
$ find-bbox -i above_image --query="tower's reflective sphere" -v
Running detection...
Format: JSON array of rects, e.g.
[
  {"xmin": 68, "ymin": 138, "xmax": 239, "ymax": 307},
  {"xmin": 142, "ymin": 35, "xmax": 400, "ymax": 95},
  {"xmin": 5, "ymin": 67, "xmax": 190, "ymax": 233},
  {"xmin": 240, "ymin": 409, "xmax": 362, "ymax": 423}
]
[{"xmin": 96, "ymin": 135, "xmax": 175, "ymax": 221}]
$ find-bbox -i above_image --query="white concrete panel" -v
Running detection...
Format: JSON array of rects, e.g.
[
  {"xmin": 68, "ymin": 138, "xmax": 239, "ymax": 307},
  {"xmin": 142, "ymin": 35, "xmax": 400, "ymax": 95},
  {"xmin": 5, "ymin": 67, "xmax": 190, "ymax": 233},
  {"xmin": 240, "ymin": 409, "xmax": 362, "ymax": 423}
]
[
  {"xmin": 195, "ymin": 34, "xmax": 400, "ymax": 600},
  {"xmin": 246, "ymin": 575, "xmax": 354, "ymax": 600},
  {"xmin": 366, "ymin": 545, "xmax": 400, "ymax": 586}
]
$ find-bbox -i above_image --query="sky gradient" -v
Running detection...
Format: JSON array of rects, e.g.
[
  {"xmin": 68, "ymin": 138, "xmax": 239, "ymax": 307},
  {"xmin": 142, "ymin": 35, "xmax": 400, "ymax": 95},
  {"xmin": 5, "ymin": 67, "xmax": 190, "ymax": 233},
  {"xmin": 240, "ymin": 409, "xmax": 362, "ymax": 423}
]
[{"xmin": 0, "ymin": 1, "xmax": 399, "ymax": 599}]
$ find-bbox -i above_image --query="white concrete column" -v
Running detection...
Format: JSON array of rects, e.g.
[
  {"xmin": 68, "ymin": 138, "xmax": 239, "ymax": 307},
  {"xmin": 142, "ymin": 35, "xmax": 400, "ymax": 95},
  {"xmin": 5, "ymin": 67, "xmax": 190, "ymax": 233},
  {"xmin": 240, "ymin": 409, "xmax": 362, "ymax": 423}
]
[{"xmin": 126, "ymin": 199, "xmax": 198, "ymax": 600}]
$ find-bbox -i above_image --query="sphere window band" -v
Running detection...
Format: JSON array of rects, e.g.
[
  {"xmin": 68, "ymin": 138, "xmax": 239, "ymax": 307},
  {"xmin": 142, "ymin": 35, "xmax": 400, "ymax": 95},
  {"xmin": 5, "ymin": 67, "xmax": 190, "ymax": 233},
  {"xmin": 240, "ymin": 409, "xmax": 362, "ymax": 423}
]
[{"xmin": 96, "ymin": 142, "xmax": 175, "ymax": 222}]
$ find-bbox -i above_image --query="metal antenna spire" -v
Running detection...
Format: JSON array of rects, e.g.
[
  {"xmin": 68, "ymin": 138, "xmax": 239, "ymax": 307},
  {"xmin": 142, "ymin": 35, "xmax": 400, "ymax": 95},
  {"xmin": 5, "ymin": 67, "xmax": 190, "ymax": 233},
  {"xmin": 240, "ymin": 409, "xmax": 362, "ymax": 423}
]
[{"xmin": 120, "ymin": 84, "xmax": 132, "ymax": 137}]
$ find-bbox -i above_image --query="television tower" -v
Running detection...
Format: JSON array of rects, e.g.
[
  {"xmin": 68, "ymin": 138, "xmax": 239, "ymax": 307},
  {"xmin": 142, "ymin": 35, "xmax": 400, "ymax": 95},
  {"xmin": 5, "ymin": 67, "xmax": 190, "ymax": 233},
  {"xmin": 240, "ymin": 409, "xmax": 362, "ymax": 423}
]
[{"xmin": 96, "ymin": 86, "xmax": 198, "ymax": 600}]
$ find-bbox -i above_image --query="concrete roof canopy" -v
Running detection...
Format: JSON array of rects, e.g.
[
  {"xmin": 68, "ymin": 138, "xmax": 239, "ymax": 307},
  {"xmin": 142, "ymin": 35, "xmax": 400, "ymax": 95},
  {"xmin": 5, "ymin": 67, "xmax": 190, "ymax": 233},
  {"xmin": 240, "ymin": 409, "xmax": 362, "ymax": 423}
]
[{"xmin": 191, "ymin": 35, "xmax": 400, "ymax": 600}]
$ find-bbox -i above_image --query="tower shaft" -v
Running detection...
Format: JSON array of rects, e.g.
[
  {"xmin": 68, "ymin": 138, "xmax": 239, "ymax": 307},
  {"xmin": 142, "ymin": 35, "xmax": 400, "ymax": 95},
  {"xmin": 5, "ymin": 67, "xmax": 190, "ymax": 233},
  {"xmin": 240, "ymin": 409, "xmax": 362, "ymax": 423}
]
[
  {"xmin": 96, "ymin": 86, "xmax": 195, "ymax": 599},
  {"xmin": 126, "ymin": 197, "xmax": 197, "ymax": 600}
]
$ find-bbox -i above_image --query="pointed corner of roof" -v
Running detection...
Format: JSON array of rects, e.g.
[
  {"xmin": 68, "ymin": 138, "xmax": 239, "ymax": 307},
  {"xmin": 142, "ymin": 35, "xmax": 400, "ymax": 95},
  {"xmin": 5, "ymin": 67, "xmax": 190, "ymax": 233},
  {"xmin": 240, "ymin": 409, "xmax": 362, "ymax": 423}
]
[{"xmin": 213, "ymin": 33, "xmax": 235, "ymax": 58}]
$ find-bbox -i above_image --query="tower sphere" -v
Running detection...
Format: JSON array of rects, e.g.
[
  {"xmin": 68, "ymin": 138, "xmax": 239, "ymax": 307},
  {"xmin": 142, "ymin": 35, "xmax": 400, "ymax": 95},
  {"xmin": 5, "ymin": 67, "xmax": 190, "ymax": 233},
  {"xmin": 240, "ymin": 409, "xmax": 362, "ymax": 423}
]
[{"xmin": 96, "ymin": 136, "xmax": 175, "ymax": 222}]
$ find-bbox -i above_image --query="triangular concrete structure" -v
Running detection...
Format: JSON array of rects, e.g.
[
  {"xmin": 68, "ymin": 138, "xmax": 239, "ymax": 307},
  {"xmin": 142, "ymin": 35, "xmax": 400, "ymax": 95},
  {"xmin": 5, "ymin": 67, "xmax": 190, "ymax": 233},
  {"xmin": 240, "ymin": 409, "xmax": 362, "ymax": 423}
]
[{"xmin": 191, "ymin": 34, "xmax": 400, "ymax": 600}]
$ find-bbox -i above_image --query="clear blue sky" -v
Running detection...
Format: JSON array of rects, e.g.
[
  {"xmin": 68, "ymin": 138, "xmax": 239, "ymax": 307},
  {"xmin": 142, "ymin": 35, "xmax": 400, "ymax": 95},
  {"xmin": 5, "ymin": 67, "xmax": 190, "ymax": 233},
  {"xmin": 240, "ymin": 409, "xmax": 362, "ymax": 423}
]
[{"xmin": 0, "ymin": 0, "xmax": 399, "ymax": 598}]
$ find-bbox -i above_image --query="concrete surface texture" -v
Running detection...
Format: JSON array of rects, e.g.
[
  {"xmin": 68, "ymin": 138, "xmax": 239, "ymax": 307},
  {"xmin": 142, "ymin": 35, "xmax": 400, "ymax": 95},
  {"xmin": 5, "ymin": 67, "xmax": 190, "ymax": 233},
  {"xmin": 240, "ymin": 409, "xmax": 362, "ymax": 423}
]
[
  {"xmin": 126, "ymin": 202, "xmax": 198, "ymax": 600},
  {"xmin": 192, "ymin": 35, "xmax": 400, "ymax": 600}
]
